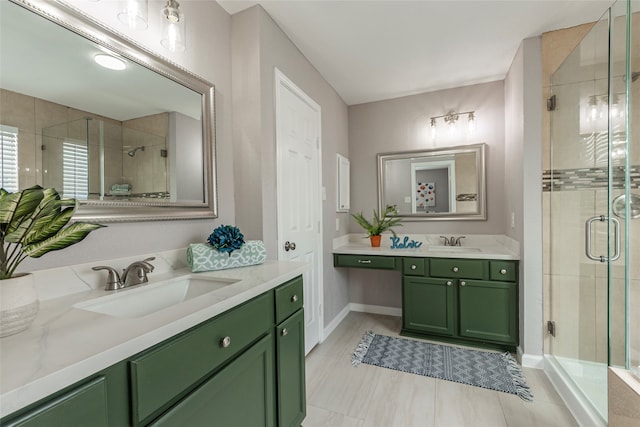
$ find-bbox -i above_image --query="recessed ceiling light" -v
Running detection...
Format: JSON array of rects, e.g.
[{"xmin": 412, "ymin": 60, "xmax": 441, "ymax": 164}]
[{"xmin": 94, "ymin": 54, "xmax": 126, "ymax": 71}]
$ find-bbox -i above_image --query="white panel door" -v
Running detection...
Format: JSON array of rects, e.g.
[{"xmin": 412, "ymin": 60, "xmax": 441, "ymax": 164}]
[{"xmin": 275, "ymin": 69, "xmax": 323, "ymax": 354}]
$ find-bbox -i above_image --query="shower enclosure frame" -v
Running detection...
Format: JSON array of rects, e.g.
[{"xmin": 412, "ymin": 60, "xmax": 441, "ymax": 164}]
[{"xmin": 544, "ymin": 0, "xmax": 638, "ymax": 425}]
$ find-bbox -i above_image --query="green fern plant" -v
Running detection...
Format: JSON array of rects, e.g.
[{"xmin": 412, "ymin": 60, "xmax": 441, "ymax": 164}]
[
  {"xmin": 0, "ymin": 186, "xmax": 105, "ymax": 279},
  {"xmin": 351, "ymin": 205, "xmax": 402, "ymax": 237}
]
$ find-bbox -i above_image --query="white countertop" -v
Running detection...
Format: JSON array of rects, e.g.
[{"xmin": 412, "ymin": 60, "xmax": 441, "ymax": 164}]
[
  {"xmin": 0, "ymin": 254, "xmax": 309, "ymax": 418},
  {"xmin": 333, "ymin": 234, "xmax": 520, "ymax": 260}
]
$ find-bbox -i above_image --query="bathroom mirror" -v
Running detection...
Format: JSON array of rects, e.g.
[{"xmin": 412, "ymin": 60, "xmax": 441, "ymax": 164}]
[
  {"xmin": 378, "ymin": 143, "xmax": 486, "ymax": 221},
  {"xmin": 0, "ymin": 0, "xmax": 216, "ymax": 222}
]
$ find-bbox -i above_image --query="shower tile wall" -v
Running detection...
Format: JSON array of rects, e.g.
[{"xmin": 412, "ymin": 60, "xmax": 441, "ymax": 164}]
[
  {"xmin": 0, "ymin": 88, "xmax": 169, "ymax": 198},
  {"xmin": 122, "ymin": 113, "xmax": 169, "ymax": 195},
  {"xmin": 0, "ymin": 88, "xmax": 122, "ymax": 194}
]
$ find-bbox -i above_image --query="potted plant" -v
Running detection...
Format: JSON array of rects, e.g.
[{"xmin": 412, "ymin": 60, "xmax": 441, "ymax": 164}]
[
  {"xmin": 0, "ymin": 186, "xmax": 104, "ymax": 337},
  {"xmin": 351, "ymin": 205, "xmax": 402, "ymax": 247}
]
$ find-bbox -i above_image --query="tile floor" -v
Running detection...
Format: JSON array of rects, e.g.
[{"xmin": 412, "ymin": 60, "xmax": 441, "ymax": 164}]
[{"xmin": 303, "ymin": 312, "xmax": 578, "ymax": 427}]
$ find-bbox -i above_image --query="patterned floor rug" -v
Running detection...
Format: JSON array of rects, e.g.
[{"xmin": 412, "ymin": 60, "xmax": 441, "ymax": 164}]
[{"xmin": 352, "ymin": 331, "xmax": 533, "ymax": 401}]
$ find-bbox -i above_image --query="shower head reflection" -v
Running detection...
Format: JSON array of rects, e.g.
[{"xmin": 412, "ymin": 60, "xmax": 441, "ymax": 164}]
[{"xmin": 127, "ymin": 146, "xmax": 145, "ymax": 157}]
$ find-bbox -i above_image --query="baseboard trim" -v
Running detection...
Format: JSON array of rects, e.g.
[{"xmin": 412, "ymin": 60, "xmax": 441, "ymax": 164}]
[
  {"xmin": 323, "ymin": 305, "xmax": 351, "ymax": 339},
  {"xmin": 521, "ymin": 353, "xmax": 545, "ymax": 369},
  {"xmin": 349, "ymin": 303, "xmax": 402, "ymax": 317}
]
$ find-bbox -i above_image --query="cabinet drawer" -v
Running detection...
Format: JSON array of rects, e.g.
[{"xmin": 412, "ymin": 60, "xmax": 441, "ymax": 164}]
[
  {"xmin": 334, "ymin": 254, "xmax": 396, "ymax": 269},
  {"xmin": 403, "ymin": 258, "xmax": 426, "ymax": 276},
  {"xmin": 429, "ymin": 258, "xmax": 486, "ymax": 279},
  {"xmin": 489, "ymin": 261, "xmax": 517, "ymax": 281},
  {"xmin": 275, "ymin": 275, "xmax": 304, "ymax": 324},
  {"xmin": 130, "ymin": 292, "xmax": 274, "ymax": 425}
]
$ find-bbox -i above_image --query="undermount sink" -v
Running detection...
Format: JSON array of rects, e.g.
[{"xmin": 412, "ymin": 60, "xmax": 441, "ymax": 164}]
[
  {"xmin": 75, "ymin": 275, "xmax": 239, "ymax": 318},
  {"xmin": 425, "ymin": 246, "xmax": 482, "ymax": 253}
]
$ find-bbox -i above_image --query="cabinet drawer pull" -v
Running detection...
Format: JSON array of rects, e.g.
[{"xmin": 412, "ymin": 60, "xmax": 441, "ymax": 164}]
[
  {"xmin": 281, "ymin": 328, "xmax": 288, "ymax": 337},
  {"xmin": 220, "ymin": 336, "xmax": 231, "ymax": 348},
  {"xmin": 500, "ymin": 268, "xmax": 507, "ymax": 275},
  {"xmin": 358, "ymin": 259, "xmax": 372, "ymax": 264},
  {"xmin": 452, "ymin": 267, "xmax": 459, "ymax": 273},
  {"xmin": 291, "ymin": 294, "xmax": 299, "ymax": 303},
  {"xmin": 411, "ymin": 264, "xmax": 417, "ymax": 270},
  {"xmin": 446, "ymin": 280, "xmax": 453, "ymax": 286},
  {"xmin": 460, "ymin": 281, "xmax": 466, "ymax": 286}
]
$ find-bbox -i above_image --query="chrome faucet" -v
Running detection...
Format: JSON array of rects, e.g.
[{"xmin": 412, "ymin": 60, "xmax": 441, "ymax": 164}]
[
  {"xmin": 440, "ymin": 236, "xmax": 466, "ymax": 246},
  {"xmin": 92, "ymin": 257, "xmax": 155, "ymax": 290},
  {"xmin": 121, "ymin": 257, "xmax": 155, "ymax": 288}
]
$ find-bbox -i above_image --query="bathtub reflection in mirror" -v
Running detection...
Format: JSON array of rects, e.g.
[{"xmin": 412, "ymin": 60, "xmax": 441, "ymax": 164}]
[{"xmin": 377, "ymin": 143, "xmax": 486, "ymax": 221}]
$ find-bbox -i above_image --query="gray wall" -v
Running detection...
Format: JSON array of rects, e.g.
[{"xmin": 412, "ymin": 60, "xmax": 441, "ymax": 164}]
[
  {"xmin": 231, "ymin": 6, "xmax": 351, "ymax": 330},
  {"xmin": 504, "ymin": 37, "xmax": 544, "ymax": 361},
  {"xmin": 20, "ymin": 0, "xmax": 234, "ymax": 269},
  {"xmin": 347, "ymin": 81, "xmax": 507, "ymax": 308}
]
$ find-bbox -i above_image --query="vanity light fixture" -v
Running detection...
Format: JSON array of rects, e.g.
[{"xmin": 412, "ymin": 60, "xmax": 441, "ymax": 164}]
[
  {"xmin": 94, "ymin": 54, "xmax": 126, "ymax": 71},
  {"xmin": 429, "ymin": 111, "xmax": 476, "ymax": 142},
  {"xmin": 117, "ymin": 0, "xmax": 148, "ymax": 30},
  {"xmin": 584, "ymin": 93, "xmax": 625, "ymax": 122},
  {"xmin": 161, "ymin": 0, "xmax": 186, "ymax": 52}
]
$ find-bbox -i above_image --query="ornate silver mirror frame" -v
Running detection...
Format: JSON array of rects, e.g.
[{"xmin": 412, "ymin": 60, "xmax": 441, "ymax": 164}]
[
  {"xmin": 377, "ymin": 143, "xmax": 486, "ymax": 221},
  {"xmin": 4, "ymin": 0, "xmax": 217, "ymax": 222}
]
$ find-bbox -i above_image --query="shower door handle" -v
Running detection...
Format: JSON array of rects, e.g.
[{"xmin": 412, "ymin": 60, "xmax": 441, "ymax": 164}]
[{"xmin": 585, "ymin": 215, "xmax": 620, "ymax": 262}]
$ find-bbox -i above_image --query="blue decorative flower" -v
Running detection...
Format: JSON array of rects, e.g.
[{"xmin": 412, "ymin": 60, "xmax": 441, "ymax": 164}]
[{"xmin": 207, "ymin": 225, "xmax": 245, "ymax": 255}]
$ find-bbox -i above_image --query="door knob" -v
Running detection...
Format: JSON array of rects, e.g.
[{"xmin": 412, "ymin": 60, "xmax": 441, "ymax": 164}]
[{"xmin": 284, "ymin": 241, "xmax": 297, "ymax": 251}]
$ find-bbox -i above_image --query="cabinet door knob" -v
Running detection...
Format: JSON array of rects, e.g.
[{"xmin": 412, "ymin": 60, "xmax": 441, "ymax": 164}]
[
  {"xmin": 446, "ymin": 281, "xmax": 453, "ymax": 286},
  {"xmin": 452, "ymin": 267, "xmax": 459, "ymax": 273},
  {"xmin": 281, "ymin": 328, "xmax": 288, "ymax": 337},
  {"xmin": 411, "ymin": 264, "xmax": 417, "ymax": 270},
  {"xmin": 500, "ymin": 268, "xmax": 507, "ymax": 274},
  {"xmin": 460, "ymin": 281, "xmax": 466, "ymax": 286},
  {"xmin": 291, "ymin": 294, "xmax": 299, "ymax": 303},
  {"xmin": 220, "ymin": 336, "xmax": 231, "ymax": 348}
]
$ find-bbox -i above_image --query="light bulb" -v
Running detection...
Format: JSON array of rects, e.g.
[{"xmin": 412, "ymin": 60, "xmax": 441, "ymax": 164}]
[
  {"xmin": 467, "ymin": 112, "xmax": 476, "ymax": 135},
  {"xmin": 161, "ymin": 0, "xmax": 186, "ymax": 51},
  {"xmin": 430, "ymin": 118, "xmax": 436, "ymax": 142},
  {"xmin": 117, "ymin": 0, "xmax": 148, "ymax": 30},
  {"xmin": 94, "ymin": 54, "xmax": 126, "ymax": 70}
]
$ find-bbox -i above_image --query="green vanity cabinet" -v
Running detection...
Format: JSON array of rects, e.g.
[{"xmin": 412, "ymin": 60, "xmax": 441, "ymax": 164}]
[
  {"xmin": 130, "ymin": 292, "xmax": 275, "ymax": 425},
  {"xmin": 274, "ymin": 275, "xmax": 306, "ymax": 427},
  {"xmin": 403, "ymin": 276, "xmax": 455, "ymax": 336},
  {"xmin": 276, "ymin": 309, "xmax": 306, "ymax": 427},
  {"xmin": 150, "ymin": 333, "xmax": 276, "ymax": 427},
  {"xmin": 1, "ymin": 361, "xmax": 130, "ymax": 427},
  {"xmin": 458, "ymin": 279, "xmax": 517, "ymax": 345},
  {"xmin": 1, "ymin": 377, "xmax": 109, "ymax": 427},
  {"xmin": 1, "ymin": 275, "xmax": 306, "ymax": 427},
  {"xmin": 402, "ymin": 257, "xmax": 519, "ymax": 351},
  {"xmin": 333, "ymin": 254, "xmax": 398, "ymax": 270}
]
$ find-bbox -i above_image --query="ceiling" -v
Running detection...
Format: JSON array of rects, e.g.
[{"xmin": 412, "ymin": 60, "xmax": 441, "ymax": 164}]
[
  {"xmin": 0, "ymin": 0, "xmax": 201, "ymax": 122},
  {"xmin": 217, "ymin": 0, "xmax": 614, "ymax": 105}
]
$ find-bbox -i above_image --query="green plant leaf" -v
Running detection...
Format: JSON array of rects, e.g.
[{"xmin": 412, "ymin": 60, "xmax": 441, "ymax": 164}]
[
  {"xmin": 4, "ymin": 187, "xmax": 61, "ymax": 243},
  {"xmin": 22, "ymin": 222, "xmax": 105, "ymax": 258},
  {"xmin": 21, "ymin": 207, "xmax": 75, "ymax": 247},
  {"xmin": 1, "ymin": 186, "xmax": 45, "ymax": 241}
]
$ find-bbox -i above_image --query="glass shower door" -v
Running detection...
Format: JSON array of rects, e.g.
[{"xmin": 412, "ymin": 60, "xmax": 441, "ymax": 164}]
[
  {"xmin": 547, "ymin": 6, "xmax": 611, "ymax": 422},
  {"xmin": 611, "ymin": 0, "xmax": 639, "ymax": 378}
]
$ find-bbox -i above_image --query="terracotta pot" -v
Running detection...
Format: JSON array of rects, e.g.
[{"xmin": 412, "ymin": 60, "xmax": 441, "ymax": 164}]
[
  {"xmin": 0, "ymin": 273, "xmax": 39, "ymax": 338},
  {"xmin": 370, "ymin": 235, "xmax": 382, "ymax": 247}
]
